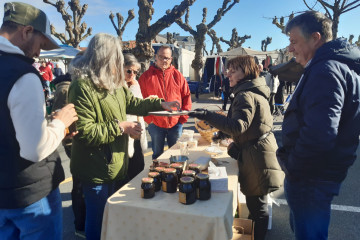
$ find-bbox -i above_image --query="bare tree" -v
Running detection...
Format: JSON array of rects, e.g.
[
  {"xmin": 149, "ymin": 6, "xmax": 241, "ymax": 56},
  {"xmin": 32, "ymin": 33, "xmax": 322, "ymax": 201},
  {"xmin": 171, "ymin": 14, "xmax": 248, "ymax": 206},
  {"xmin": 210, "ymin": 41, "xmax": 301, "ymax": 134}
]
[
  {"xmin": 166, "ymin": 32, "xmax": 177, "ymax": 45},
  {"xmin": 207, "ymin": 29, "xmax": 223, "ymax": 55},
  {"xmin": 220, "ymin": 28, "xmax": 251, "ymax": 51},
  {"xmin": 132, "ymin": 0, "xmax": 196, "ymax": 70},
  {"xmin": 176, "ymin": 0, "xmax": 240, "ymax": 80},
  {"xmin": 43, "ymin": 0, "xmax": 92, "ymax": 48},
  {"xmin": 109, "ymin": 9, "xmax": 135, "ymax": 41},
  {"xmin": 272, "ymin": 13, "xmax": 295, "ymax": 33},
  {"xmin": 261, "ymin": 37, "xmax": 272, "ymax": 52},
  {"xmin": 348, "ymin": 34, "xmax": 354, "ymax": 44},
  {"xmin": 355, "ymin": 35, "xmax": 360, "ymax": 46},
  {"xmin": 303, "ymin": 0, "xmax": 360, "ymax": 39}
]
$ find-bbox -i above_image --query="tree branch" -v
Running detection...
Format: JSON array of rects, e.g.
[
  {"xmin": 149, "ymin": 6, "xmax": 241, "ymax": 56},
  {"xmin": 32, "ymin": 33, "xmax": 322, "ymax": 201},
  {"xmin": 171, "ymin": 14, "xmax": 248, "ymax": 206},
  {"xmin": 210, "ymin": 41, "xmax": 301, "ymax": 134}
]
[
  {"xmin": 208, "ymin": 0, "xmax": 239, "ymax": 29},
  {"xmin": 148, "ymin": 0, "xmax": 196, "ymax": 39}
]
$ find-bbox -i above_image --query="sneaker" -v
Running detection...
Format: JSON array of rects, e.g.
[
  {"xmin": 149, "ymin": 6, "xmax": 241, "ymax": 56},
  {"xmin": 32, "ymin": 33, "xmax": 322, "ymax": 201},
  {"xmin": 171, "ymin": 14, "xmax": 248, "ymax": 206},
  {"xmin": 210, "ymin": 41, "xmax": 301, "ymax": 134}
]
[{"xmin": 75, "ymin": 229, "xmax": 86, "ymax": 239}]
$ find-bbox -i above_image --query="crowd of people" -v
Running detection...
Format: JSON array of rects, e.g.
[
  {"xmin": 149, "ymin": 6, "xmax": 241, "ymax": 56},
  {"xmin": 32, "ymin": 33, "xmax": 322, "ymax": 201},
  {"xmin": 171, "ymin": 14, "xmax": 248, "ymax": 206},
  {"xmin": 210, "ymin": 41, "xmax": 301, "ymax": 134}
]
[{"xmin": 1, "ymin": 2, "xmax": 359, "ymax": 240}]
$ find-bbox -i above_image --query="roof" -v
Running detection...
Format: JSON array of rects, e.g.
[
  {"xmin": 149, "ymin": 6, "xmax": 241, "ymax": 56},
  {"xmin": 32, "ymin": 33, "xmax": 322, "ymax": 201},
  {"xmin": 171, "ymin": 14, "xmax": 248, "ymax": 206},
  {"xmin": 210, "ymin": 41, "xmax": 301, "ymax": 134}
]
[{"xmin": 219, "ymin": 47, "xmax": 280, "ymax": 60}]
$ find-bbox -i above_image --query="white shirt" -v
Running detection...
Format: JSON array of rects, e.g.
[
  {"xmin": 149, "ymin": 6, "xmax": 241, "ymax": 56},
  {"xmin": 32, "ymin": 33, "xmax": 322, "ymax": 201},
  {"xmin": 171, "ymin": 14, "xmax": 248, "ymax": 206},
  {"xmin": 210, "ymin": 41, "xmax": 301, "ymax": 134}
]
[{"xmin": 0, "ymin": 36, "xmax": 65, "ymax": 162}]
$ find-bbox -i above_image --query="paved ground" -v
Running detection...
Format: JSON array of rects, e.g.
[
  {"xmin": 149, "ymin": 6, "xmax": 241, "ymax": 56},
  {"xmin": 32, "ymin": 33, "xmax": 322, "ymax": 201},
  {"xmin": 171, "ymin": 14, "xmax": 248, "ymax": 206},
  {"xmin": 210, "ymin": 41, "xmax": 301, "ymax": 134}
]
[{"xmin": 59, "ymin": 92, "xmax": 360, "ymax": 239}]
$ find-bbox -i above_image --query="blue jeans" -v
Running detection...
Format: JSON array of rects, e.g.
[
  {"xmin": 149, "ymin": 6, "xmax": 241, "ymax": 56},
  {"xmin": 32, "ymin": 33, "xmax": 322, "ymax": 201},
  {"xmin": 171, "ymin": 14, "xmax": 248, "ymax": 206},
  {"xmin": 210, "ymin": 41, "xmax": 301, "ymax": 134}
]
[
  {"xmin": 0, "ymin": 188, "xmax": 62, "ymax": 240},
  {"xmin": 284, "ymin": 177, "xmax": 341, "ymax": 240},
  {"xmin": 148, "ymin": 123, "xmax": 183, "ymax": 159},
  {"xmin": 82, "ymin": 180, "xmax": 127, "ymax": 240},
  {"xmin": 45, "ymin": 80, "xmax": 51, "ymax": 95}
]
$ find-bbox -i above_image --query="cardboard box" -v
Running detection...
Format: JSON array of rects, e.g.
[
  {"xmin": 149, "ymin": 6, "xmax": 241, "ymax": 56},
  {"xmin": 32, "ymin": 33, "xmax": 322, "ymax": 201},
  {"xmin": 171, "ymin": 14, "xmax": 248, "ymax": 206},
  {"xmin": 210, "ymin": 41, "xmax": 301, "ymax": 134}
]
[
  {"xmin": 237, "ymin": 183, "xmax": 273, "ymax": 229},
  {"xmin": 237, "ymin": 184, "xmax": 250, "ymax": 218},
  {"xmin": 232, "ymin": 218, "xmax": 254, "ymax": 240}
]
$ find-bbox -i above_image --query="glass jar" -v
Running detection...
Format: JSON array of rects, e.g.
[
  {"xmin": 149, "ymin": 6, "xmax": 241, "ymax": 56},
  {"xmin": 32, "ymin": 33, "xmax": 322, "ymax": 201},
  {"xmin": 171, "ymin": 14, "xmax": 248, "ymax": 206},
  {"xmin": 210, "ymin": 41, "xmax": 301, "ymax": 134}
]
[
  {"xmin": 195, "ymin": 174, "xmax": 211, "ymax": 200},
  {"xmin": 141, "ymin": 177, "xmax": 155, "ymax": 199},
  {"xmin": 159, "ymin": 162, "xmax": 170, "ymax": 168},
  {"xmin": 162, "ymin": 168, "xmax": 178, "ymax": 193},
  {"xmin": 179, "ymin": 177, "xmax": 196, "ymax": 205},
  {"xmin": 188, "ymin": 163, "xmax": 201, "ymax": 174},
  {"xmin": 155, "ymin": 166, "xmax": 165, "ymax": 180},
  {"xmin": 182, "ymin": 170, "xmax": 196, "ymax": 178},
  {"xmin": 148, "ymin": 172, "xmax": 162, "ymax": 192},
  {"xmin": 170, "ymin": 163, "xmax": 183, "ymax": 183},
  {"xmin": 152, "ymin": 159, "xmax": 159, "ymax": 167}
]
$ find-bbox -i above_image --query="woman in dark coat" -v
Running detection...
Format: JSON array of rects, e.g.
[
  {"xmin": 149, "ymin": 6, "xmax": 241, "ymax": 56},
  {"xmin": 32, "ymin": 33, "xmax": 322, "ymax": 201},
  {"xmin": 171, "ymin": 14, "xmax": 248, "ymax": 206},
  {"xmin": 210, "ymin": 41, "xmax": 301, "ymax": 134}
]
[{"xmin": 190, "ymin": 55, "xmax": 284, "ymax": 240}]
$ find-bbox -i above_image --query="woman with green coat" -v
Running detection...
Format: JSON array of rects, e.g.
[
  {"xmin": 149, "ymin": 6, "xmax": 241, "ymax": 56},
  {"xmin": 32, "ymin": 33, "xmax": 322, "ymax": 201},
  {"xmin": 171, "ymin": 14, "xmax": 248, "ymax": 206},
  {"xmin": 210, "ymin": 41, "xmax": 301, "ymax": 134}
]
[
  {"xmin": 190, "ymin": 55, "xmax": 284, "ymax": 240},
  {"xmin": 68, "ymin": 33, "xmax": 180, "ymax": 240}
]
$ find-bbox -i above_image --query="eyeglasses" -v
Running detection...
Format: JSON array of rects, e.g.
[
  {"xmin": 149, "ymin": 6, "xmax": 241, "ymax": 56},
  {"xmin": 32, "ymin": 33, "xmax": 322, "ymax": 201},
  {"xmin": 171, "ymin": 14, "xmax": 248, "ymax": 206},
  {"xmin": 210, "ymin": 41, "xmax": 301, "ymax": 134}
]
[
  {"xmin": 126, "ymin": 69, "xmax": 138, "ymax": 75},
  {"xmin": 157, "ymin": 55, "xmax": 172, "ymax": 61}
]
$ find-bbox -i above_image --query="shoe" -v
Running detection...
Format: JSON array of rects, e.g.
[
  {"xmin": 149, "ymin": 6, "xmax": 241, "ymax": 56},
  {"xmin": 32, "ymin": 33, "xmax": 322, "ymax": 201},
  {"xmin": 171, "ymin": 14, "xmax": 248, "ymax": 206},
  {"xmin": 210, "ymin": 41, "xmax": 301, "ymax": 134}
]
[{"xmin": 75, "ymin": 229, "xmax": 86, "ymax": 239}]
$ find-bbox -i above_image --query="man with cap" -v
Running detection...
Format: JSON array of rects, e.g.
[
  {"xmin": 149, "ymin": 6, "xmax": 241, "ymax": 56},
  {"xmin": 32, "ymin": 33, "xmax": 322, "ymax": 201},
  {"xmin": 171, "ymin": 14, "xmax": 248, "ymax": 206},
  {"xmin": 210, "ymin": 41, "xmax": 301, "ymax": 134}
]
[{"xmin": 0, "ymin": 2, "xmax": 78, "ymax": 239}]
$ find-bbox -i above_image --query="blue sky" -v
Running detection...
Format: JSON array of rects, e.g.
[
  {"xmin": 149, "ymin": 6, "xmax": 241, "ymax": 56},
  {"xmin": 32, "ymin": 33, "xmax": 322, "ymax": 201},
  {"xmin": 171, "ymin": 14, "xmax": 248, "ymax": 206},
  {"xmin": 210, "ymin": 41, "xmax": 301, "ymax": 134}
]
[{"xmin": 1, "ymin": 0, "xmax": 360, "ymax": 51}]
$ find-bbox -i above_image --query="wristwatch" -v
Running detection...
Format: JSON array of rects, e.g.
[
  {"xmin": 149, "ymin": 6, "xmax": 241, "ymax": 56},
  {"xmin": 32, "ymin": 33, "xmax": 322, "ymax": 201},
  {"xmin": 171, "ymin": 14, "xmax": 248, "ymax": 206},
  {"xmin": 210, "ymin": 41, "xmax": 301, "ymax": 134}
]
[{"xmin": 114, "ymin": 119, "xmax": 124, "ymax": 134}]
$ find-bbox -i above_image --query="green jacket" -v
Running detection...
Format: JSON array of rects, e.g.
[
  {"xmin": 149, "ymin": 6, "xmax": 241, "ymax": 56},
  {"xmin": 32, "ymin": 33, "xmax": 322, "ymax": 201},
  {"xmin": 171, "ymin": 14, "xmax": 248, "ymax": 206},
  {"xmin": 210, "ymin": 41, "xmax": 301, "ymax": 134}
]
[
  {"xmin": 68, "ymin": 77, "xmax": 163, "ymax": 184},
  {"xmin": 205, "ymin": 77, "xmax": 284, "ymax": 196}
]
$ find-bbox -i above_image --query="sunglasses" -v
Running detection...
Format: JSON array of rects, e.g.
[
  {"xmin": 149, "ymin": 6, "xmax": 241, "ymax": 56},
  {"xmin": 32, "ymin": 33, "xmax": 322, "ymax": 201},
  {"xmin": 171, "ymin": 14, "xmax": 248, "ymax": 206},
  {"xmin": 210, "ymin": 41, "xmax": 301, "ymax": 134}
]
[{"xmin": 126, "ymin": 69, "xmax": 138, "ymax": 75}]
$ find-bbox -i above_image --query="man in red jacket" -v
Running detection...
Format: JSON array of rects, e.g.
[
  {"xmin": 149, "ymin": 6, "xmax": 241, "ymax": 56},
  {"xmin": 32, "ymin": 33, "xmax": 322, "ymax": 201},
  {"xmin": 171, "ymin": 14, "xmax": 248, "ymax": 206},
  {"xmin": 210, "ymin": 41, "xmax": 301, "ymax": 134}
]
[
  {"xmin": 39, "ymin": 61, "xmax": 53, "ymax": 95},
  {"xmin": 138, "ymin": 45, "xmax": 192, "ymax": 160}
]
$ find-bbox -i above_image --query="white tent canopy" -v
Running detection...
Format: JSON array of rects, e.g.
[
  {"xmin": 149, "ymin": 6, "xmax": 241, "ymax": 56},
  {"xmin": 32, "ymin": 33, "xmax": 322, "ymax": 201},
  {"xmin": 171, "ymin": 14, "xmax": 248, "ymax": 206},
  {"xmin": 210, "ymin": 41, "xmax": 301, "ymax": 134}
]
[
  {"xmin": 219, "ymin": 47, "xmax": 281, "ymax": 64},
  {"xmin": 39, "ymin": 45, "xmax": 80, "ymax": 60}
]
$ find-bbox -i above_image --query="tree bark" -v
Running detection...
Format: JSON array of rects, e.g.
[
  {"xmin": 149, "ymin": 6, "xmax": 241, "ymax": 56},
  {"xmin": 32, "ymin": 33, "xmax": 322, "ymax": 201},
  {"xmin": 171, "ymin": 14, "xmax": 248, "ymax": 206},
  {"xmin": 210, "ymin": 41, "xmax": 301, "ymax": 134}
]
[
  {"xmin": 43, "ymin": 0, "xmax": 92, "ymax": 47},
  {"xmin": 133, "ymin": 0, "xmax": 196, "ymax": 71},
  {"xmin": 176, "ymin": 0, "xmax": 240, "ymax": 81},
  {"xmin": 303, "ymin": 0, "xmax": 360, "ymax": 40}
]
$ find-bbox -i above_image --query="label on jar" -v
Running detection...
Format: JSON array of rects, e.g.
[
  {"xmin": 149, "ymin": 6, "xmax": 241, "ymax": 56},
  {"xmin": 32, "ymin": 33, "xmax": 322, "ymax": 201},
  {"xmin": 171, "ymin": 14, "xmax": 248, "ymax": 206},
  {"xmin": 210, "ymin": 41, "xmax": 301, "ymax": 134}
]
[
  {"xmin": 141, "ymin": 189, "xmax": 144, "ymax": 198},
  {"xmin": 196, "ymin": 188, "xmax": 200, "ymax": 199},
  {"xmin": 162, "ymin": 181, "xmax": 167, "ymax": 192},
  {"xmin": 179, "ymin": 192, "xmax": 187, "ymax": 204}
]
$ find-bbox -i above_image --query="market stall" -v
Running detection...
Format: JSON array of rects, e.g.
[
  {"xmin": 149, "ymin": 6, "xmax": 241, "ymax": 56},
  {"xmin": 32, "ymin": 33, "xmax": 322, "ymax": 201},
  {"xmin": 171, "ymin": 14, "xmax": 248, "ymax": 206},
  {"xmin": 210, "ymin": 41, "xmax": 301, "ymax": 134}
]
[{"xmin": 101, "ymin": 134, "xmax": 238, "ymax": 240}]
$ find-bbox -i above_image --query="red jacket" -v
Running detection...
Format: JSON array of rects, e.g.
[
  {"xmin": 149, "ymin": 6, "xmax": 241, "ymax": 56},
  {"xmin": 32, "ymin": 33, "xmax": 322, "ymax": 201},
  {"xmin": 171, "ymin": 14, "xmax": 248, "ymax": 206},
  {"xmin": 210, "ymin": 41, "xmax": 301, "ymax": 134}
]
[
  {"xmin": 138, "ymin": 65, "xmax": 192, "ymax": 128},
  {"xmin": 39, "ymin": 65, "xmax": 53, "ymax": 82}
]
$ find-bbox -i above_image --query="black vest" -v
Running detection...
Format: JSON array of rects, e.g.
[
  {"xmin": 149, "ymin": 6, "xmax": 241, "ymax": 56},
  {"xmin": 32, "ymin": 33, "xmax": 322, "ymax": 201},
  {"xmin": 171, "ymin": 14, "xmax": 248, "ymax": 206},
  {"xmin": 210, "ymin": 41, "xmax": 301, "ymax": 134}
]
[{"xmin": 0, "ymin": 50, "xmax": 65, "ymax": 208}]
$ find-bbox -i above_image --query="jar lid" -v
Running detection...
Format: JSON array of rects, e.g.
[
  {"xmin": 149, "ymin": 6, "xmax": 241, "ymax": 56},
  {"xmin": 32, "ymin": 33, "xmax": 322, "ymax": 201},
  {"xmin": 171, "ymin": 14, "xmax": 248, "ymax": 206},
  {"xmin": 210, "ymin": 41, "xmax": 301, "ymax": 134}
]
[
  {"xmin": 148, "ymin": 172, "xmax": 160, "ymax": 178},
  {"xmin": 196, "ymin": 173, "xmax": 209, "ymax": 180},
  {"xmin": 170, "ymin": 163, "xmax": 183, "ymax": 169},
  {"xmin": 188, "ymin": 163, "xmax": 199, "ymax": 168},
  {"xmin": 163, "ymin": 167, "xmax": 176, "ymax": 173},
  {"xmin": 142, "ymin": 177, "xmax": 154, "ymax": 183},
  {"xmin": 155, "ymin": 167, "xmax": 165, "ymax": 172},
  {"xmin": 180, "ymin": 176, "xmax": 194, "ymax": 183},
  {"xmin": 182, "ymin": 170, "xmax": 196, "ymax": 176},
  {"xmin": 159, "ymin": 162, "xmax": 169, "ymax": 167}
]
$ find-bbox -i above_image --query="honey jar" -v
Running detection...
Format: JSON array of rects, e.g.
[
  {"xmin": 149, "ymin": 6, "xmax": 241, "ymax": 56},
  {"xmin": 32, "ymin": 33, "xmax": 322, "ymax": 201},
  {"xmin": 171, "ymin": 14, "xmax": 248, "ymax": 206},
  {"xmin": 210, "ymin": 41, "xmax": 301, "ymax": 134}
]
[
  {"xmin": 195, "ymin": 174, "xmax": 211, "ymax": 200},
  {"xmin": 162, "ymin": 168, "xmax": 178, "ymax": 193},
  {"xmin": 148, "ymin": 171, "xmax": 162, "ymax": 192},
  {"xmin": 179, "ymin": 177, "xmax": 196, "ymax": 205},
  {"xmin": 188, "ymin": 163, "xmax": 201, "ymax": 174},
  {"xmin": 141, "ymin": 177, "xmax": 155, "ymax": 199},
  {"xmin": 170, "ymin": 163, "xmax": 183, "ymax": 182},
  {"xmin": 182, "ymin": 170, "xmax": 196, "ymax": 178}
]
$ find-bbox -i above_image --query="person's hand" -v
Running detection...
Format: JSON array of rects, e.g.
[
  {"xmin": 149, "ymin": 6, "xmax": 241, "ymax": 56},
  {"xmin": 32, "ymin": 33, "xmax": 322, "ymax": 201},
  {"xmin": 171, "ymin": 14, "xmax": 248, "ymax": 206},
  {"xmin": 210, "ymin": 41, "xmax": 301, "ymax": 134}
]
[
  {"xmin": 52, "ymin": 104, "xmax": 78, "ymax": 128},
  {"xmin": 119, "ymin": 121, "xmax": 142, "ymax": 139},
  {"xmin": 188, "ymin": 108, "xmax": 208, "ymax": 120},
  {"xmin": 161, "ymin": 101, "xmax": 180, "ymax": 111},
  {"xmin": 64, "ymin": 131, "xmax": 78, "ymax": 140},
  {"xmin": 145, "ymin": 95, "xmax": 159, "ymax": 99}
]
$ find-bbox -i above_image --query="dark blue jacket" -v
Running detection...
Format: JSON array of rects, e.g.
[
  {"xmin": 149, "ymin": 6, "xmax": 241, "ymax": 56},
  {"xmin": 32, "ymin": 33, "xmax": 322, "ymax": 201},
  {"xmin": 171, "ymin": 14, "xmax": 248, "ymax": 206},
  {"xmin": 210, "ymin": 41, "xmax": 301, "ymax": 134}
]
[
  {"xmin": 0, "ymin": 51, "xmax": 65, "ymax": 208},
  {"xmin": 278, "ymin": 39, "xmax": 360, "ymax": 182}
]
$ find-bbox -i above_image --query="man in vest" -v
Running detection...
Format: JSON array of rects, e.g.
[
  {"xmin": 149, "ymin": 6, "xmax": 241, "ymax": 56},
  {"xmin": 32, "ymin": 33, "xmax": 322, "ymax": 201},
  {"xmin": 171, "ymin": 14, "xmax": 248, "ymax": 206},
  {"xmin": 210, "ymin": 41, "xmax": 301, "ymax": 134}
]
[{"xmin": 0, "ymin": 2, "xmax": 78, "ymax": 239}]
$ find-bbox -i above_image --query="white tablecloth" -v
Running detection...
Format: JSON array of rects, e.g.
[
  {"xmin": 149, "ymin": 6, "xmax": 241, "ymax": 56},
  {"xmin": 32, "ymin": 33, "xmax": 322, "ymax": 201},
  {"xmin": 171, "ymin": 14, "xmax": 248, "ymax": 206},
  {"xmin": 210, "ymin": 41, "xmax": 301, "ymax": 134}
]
[{"xmin": 101, "ymin": 134, "xmax": 238, "ymax": 240}]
